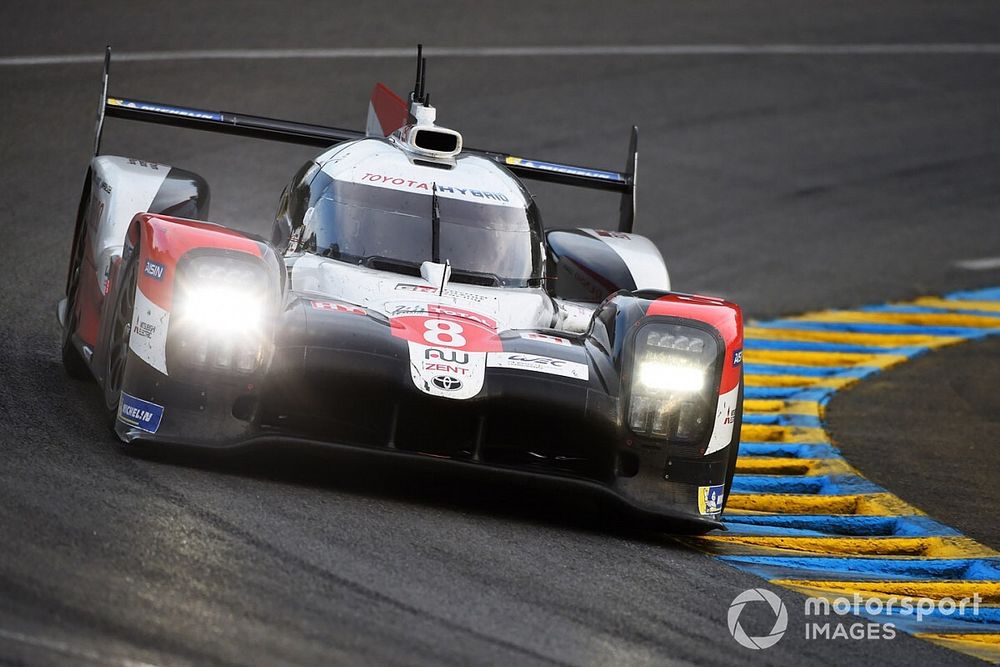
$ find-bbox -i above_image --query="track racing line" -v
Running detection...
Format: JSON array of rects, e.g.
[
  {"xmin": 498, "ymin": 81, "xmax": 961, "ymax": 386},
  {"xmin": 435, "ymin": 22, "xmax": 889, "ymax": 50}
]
[{"xmin": 686, "ymin": 285, "xmax": 1000, "ymax": 662}]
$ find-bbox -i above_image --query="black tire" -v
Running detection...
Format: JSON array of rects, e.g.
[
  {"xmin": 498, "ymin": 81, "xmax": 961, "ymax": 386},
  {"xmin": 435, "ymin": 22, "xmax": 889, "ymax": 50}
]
[
  {"xmin": 61, "ymin": 238, "xmax": 91, "ymax": 380},
  {"xmin": 103, "ymin": 247, "xmax": 138, "ymax": 419},
  {"xmin": 61, "ymin": 172, "xmax": 93, "ymax": 380}
]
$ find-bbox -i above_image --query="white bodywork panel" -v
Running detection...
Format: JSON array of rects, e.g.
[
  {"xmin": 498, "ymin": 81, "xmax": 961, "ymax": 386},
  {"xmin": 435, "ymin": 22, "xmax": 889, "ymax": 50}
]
[
  {"xmin": 581, "ymin": 229, "xmax": 671, "ymax": 291},
  {"xmin": 90, "ymin": 156, "xmax": 169, "ymax": 294},
  {"xmin": 705, "ymin": 384, "xmax": 741, "ymax": 454},
  {"xmin": 129, "ymin": 286, "xmax": 170, "ymax": 374}
]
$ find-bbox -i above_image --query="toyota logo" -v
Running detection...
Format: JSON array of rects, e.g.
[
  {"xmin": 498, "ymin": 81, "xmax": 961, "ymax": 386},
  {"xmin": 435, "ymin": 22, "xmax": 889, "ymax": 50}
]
[{"xmin": 432, "ymin": 375, "xmax": 463, "ymax": 391}]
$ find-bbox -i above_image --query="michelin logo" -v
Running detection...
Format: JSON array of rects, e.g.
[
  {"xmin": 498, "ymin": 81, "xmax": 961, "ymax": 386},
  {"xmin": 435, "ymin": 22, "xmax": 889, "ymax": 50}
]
[
  {"xmin": 118, "ymin": 392, "xmax": 164, "ymax": 434},
  {"xmin": 698, "ymin": 484, "xmax": 725, "ymax": 515}
]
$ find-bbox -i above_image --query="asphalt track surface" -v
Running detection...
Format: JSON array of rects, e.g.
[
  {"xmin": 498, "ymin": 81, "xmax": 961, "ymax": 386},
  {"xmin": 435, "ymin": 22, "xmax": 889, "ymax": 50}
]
[{"xmin": 1, "ymin": 2, "xmax": 999, "ymax": 665}]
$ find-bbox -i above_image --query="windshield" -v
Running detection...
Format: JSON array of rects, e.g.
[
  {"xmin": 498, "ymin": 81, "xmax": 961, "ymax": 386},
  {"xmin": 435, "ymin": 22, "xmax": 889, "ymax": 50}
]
[{"xmin": 298, "ymin": 177, "xmax": 543, "ymax": 287}]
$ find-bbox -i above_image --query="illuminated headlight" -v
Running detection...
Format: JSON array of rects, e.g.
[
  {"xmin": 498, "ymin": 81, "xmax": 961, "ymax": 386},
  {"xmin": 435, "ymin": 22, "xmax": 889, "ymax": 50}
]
[
  {"xmin": 627, "ymin": 323, "xmax": 718, "ymax": 442},
  {"xmin": 180, "ymin": 285, "xmax": 264, "ymax": 334},
  {"xmin": 172, "ymin": 255, "xmax": 271, "ymax": 374}
]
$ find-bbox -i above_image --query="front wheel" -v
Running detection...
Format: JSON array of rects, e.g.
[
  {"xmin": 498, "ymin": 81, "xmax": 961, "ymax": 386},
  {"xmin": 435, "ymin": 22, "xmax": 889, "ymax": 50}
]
[{"xmin": 103, "ymin": 247, "xmax": 138, "ymax": 420}]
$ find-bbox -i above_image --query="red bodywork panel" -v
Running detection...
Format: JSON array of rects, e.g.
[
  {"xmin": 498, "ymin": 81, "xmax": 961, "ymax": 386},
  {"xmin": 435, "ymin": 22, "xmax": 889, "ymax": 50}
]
[
  {"xmin": 74, "ymin": 213, "xmax": 264, "ymax": 353},
  {"xmin": 369, "ymin": 83, "xmax": 409, "ymax": 137},
  {"xmin": 129, "ymin": 214, "xmax": 264, "ymax": 312},
  {"xmin": 646, "ymin": 293, "xmax": 744, "ymax": 394}
]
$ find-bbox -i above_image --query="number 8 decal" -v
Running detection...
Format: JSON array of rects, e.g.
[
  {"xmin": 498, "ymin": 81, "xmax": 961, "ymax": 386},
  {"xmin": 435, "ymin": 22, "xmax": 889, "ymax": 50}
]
[{"xmin": 423, "ymin": 319, "xmax": 467, "ymax": 347}]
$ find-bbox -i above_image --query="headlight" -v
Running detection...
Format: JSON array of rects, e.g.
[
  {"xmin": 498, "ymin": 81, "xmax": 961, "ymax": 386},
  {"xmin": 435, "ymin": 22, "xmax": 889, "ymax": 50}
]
[
  {"xmin": 171, "ymin": 255, "xmax": 271, "ymax": 374},
  {"xmin": 627, "ymin": 323, "xmax": 719, "ymax": 442},
  {"xmin": 181, "ymin": 285, "xmax": 264, "ymax": 334}
]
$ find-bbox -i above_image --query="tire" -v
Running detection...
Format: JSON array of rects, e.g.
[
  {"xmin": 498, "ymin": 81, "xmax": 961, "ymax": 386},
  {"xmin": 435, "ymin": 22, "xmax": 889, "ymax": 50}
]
[
  {"xmin": 61, "ymin": 173, "xmax": 92, "ymax": 380},
  {"xmin": 103, "ymin": 247, "xmax": 138, "ymax": 419},
  {"xmin": 61, "ymin": 237, "xmax": 91, "ymax": 380}
]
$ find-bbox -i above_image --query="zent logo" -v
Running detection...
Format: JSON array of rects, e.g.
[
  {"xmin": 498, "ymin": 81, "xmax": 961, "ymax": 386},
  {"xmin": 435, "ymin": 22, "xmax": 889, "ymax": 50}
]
[{"xmin": 144, "ymin": 260, "xmax": 165, "ymax": 281}]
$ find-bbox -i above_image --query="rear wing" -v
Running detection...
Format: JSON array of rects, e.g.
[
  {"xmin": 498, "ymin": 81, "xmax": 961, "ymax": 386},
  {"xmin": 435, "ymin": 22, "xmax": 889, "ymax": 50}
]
[{"xmin": 94, "ymin": 47, "xmax": 638, "ymax": 233}]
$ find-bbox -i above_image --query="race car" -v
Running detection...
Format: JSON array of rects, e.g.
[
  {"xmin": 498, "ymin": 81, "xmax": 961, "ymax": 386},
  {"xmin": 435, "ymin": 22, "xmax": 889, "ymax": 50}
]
[{"xmin": 59, "ymin": 47, "xmax": 743, "ymax": 530}]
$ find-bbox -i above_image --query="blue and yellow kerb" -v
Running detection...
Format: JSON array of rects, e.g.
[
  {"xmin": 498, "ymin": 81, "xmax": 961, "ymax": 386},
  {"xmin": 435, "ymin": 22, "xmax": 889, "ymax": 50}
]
[{"xmin": 684, "ymin": 286, "xmax": 1000, "ymax": 663}]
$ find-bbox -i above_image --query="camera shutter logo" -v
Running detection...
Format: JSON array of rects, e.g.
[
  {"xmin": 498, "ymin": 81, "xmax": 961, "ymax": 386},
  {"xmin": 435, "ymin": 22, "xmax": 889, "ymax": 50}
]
[{"xmin": 727, "ymin": 588, "xmax": 788, "ymax": 649}]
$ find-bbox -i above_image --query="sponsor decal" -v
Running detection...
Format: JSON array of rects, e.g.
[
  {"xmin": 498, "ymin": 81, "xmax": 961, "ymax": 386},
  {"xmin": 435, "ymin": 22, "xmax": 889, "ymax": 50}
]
[
  {"xmin": 698, "ymin": 484, "xmax": 725, "ymax": 515},
  {"xmin": 394, "ymin": 283, "xmax": 495, "ymax": 304},
  {"xmin": 723, "ymin": 405, "xmax": 737, "ymax": 426},
  {"xmin": 143, "ymin": 260, "xmax": 165, "ymax": 281},
  {"xmin": 310, "ymin": 300, "xmax": 366, "ymax": 316},
  {"xmin": 108, "ymin": 97, "xmax": 223, "ymax": 122},
  {"xmin": 520, "ymin": 332, "xmax": 571, "ymax": 347},
  {"xmin": 422, "ymin": 348, "xmax": 472, "ymax": 375},
  {"xmin": 504, "ymin": 156, "xmax": 625, "ymax": 183},
  {"xmin": 129, "ymin": 287, "xmax": 170, "ymax": 375},
  {"xmin": 126, "ymin": 157, "xmax": 160, "ymax": 170},
  {"xmin": 134, "ymin": 321, "xmax": 156, "ymax": 339},
  {"xmin": 487, "ymin": 352, "xmax": 589, "ymax": 381},
  {"xmin": 359, "ymin": 173, "xmax": 512, "ymax": 203},
  {"xmin": 395, "ymin": 283, "xmax": 436, "ymax": 294},
  {"xmin": 706, "ymin": 384, "xmax": 740, "ymax": 455},
  {"xmin": 431, "ymin": 375, "xmax": 463, "ymax": 392},
  {"xmin": 733, "ymin": 349, "xmax": 743, "ymax": 366},
  {"xmin": 595, "ymin": 230, "xmax": 631, "ymax": 239},
  {"xmin": 407, "ymin": 341, "xmax": 487, "ymax": 400},
  {"xmin": 118, "ymin": 392, "xmax": 164, "ymax": 434}
]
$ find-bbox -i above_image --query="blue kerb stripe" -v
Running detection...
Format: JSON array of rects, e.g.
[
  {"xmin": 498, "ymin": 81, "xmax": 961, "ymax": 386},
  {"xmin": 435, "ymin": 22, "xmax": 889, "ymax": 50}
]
[
  {"xmin": 718, "ymin": 556, "xmax": 1000, "ymax": 581},
  {"xmin": 754, "ymin": 320, "xmax": 1000, "ymax": 337},
  {"xmin": 742, "ymin": 413, "xmax": 823, "ymax": 427},
  {"xmin": 720, "ymin": 515, "xmax": 960, "ymax": 537},
  {"xmin": 745, "ymin": 338, "xmax": 930, "ymax": 355},
  {"xmin": 738, "ymin": 443, "xmax": 843, "ymax": 458},
  {"xmin": 862, "ymin": 304, "xmax": 1000, "ymax": 318},
  {"xmin": 744, "ymin": 364, "xmax": 876, "ymax": 378},
  {"xmin": 730, "ymin": 474, "xmax": 885, "ymax": 495},
  {"xmin": 948, "ymin": 286, "xmax": 1000, "ymax": 301},
  {"xmin": 745, "ymin": 387, "xmax": 836, "ymax": 400}
]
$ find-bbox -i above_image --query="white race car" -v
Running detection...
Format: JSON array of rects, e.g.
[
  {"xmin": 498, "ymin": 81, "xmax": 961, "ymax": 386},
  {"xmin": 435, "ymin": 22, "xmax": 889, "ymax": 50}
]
[{"xmin": 60, "ymin": 47, "xmax": 744, "ymax": 530}]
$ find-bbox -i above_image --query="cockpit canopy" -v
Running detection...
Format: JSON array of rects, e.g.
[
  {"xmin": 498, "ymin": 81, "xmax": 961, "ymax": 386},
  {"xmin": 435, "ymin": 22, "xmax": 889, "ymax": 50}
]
[{"xmin": 277, "ymin": 140, "xmax": 544, "ymax": 288}]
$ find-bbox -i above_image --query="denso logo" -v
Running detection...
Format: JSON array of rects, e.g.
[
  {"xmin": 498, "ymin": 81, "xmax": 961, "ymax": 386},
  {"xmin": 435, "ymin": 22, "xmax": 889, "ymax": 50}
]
[{"xmin": 144, "ymin": 260, "xmax": 165, "ymax": 280}]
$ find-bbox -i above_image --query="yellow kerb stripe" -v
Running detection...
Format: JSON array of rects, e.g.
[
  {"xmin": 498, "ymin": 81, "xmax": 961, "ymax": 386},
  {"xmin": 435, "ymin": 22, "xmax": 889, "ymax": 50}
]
[
  {"xmin": 744, "ymin": 326, "xmax": 962, "ymax": 348},
  {"xmin": 740, "ymin": 424, "xmax": 830, "ymax": 443},
  {"xmin": 735, "ymin": 457, "xmax": 855, "ymax": 476},
  {"xmin": 725, "ymin": 493, "xmax": 923, "ymax": 516},
  {"xmin": 772, "ymin": 579, "xmax": 1000, "ymax": 603},
  {"xmin": 790, "ymin": 310, "xmax": 1000, "ymax": 328},
  {"xmin": 744, "ymin": 349, "xmax": 908, "ymax": 368},
  {"xmin": 742, "ymin": 400, "xmax": 824, "ymax": 419},
  {"xmin": 691, "ymin": 535, "xmax": 997, "ymax": 558},
  {"xmin": 912, "ymin": 297, "xmax": 1000, "ymax": 313}
]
